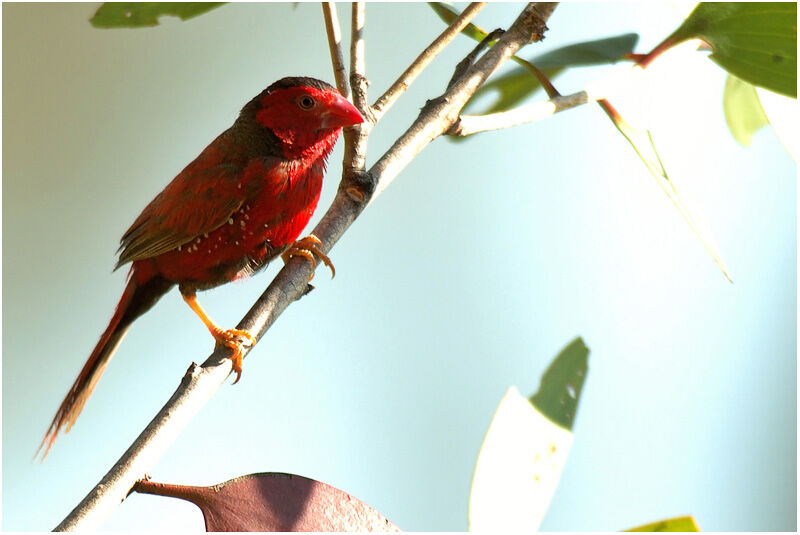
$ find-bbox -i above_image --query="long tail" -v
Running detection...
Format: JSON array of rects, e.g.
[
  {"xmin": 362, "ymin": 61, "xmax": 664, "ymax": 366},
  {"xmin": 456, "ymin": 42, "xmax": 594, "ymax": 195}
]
[{"xmin": 39, "ymin": 265, "xmax": 173, "ymax": 458}]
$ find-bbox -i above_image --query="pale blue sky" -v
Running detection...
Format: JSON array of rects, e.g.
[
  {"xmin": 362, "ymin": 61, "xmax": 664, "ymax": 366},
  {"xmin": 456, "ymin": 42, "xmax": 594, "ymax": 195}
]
[{"xmin": 3, "ymin": 3, "xmax": 796, "ymax": 531}]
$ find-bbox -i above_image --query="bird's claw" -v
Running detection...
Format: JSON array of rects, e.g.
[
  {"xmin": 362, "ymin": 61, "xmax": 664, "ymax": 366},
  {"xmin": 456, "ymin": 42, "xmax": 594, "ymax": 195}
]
[
  {"xmin": 282, "ymin": 234, "xmax": 335, "ymax": 280},
  {"xmin": 211, "ymin": 327, "xmax": 256, "ymax": 384}
]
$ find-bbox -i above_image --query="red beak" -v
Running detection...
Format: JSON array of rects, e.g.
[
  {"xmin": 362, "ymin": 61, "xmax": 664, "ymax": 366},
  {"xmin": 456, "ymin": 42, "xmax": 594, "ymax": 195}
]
[{"xmin": 321, "ymin": 94, "xmax": 365, "ymax": 129}]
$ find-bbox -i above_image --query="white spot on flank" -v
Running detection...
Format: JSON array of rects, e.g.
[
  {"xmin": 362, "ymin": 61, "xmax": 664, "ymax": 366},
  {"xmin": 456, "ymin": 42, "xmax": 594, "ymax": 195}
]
[{"xmin": 228, "ymin": 218, "xmax": 233, "ymax": 225}]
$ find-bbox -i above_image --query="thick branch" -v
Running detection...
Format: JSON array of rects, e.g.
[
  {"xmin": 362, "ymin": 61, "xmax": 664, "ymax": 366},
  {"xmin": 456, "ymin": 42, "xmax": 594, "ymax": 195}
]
[
  {"xmin": 55, "ymin": 356, "xmax": 234, "ymax": 531},
  {"xmin": 322, "ymin": 2, "xmax": 349, "ymax": 98},
  {"xmin": 54, "ymin": 3, "xmax": 556, "ymax": 531},
  {"xmin": 371, "ymin": 2, "xmax": 487, "ymax": 121}
]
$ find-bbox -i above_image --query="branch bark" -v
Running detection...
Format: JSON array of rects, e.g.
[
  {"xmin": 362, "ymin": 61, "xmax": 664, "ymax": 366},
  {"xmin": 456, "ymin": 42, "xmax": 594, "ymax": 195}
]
[
  {"xmin": 450, "ymin": 63, "xmax": 644, "ymax": 136},
  {"xmin": 322, "ymin": 2, "xmax": 349, "ymax": 98},
  {"xmin": 371, "ymin": 2, "xmax": 487, "ymax": 121},
  {"xmin": 54, "ymin": 3, "xmax": 557, "ymax": 531},
  {"xmin": 451, "ymin": 90, "xmax": 590, "ymax": 136},
  {"xmin": 342, "ymin": 2, "xmax": 370, "ymax": 178}
]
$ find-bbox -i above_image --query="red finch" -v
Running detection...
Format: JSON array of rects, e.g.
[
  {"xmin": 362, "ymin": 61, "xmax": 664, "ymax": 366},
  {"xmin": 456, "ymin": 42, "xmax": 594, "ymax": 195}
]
[{"xmin": 40, "ymin": 77, "xmax": 364, "ymax": 457}]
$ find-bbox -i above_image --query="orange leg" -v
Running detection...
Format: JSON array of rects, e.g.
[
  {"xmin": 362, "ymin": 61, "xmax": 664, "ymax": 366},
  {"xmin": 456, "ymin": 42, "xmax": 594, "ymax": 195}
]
[
  {"xmin": 181, "ymin": 291, "xmax": 256, "ymax": 384},
  {"xmin": 281, "ymin": 234, "xmax": 335, "ymax": 280}
]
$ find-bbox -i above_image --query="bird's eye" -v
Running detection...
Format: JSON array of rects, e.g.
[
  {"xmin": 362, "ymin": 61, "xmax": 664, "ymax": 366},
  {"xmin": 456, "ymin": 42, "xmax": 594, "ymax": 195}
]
[{"xmin": 297, "ymin": 96, "xmax": 315, "ymax": 110}]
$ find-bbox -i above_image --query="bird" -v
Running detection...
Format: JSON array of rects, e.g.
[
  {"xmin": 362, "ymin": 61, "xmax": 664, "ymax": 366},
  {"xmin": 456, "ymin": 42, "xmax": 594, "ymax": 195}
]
[{"xmin": 39, "ymin": 76, "xmax": 364, "ymax": 458}]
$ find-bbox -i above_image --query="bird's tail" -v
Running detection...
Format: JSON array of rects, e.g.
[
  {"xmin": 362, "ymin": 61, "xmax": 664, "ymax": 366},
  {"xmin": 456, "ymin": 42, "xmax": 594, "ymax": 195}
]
[{"xmin": 38, "ymin": 265, "xmax": 173, "ymax": 459}]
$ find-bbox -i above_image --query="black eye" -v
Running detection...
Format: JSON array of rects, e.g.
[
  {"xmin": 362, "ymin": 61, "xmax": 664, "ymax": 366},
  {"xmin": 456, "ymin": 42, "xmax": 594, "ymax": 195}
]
[{"xmin": 298, "ymin": 96, "xmax": 315, "ymax": 110}]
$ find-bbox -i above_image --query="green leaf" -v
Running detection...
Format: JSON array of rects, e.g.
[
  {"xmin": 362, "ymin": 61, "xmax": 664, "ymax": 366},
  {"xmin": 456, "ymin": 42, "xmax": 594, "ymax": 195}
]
[
  {"xmin": 723, "ymin": 74, "xmax": 770, "ymax": 146},
  {"xmin": 469, "ymin": 338, "xmax": 590, "ymax": 531},
  {"xmin": 668, "ymin": 3, "xmax": 796, "ymax": 97},
  {"xmin": 466, "ymin": 67, "xmax": 563, "ymax": 114},
  {"xmin": 429, "ymin": 3, "xmax": 639, "ymax": 115},
  {"xmin": 90, "ymin": 3, "xmax": 226, "ymax": 28},
  {"xmin": 599, "ymin": 100, "xmax": 733, "ymax": 283},
  {"xmin": 626, "ymin": 515, "xmax": 700, "ymax": 532},
  {"xmin": 427, "ymin": 2, "xmax": 489, "ymax": 42},
  {"xmin": 529, "ymin": 337, "xmax": 589, "ymax": 430},
  {"xmin": 470, "ymin": 34, "xmax": 639, "ymax": 114},
  {"xmin": 469, "ymin": 386, "xmax": 574, "ymax": 531},
  {"xmin": 427, "ymin": 2, "xmax": 540, "ymax": 77},
  {"xmin": 531, "ymin": 33, "xmax": 639, "ymax": 69}
]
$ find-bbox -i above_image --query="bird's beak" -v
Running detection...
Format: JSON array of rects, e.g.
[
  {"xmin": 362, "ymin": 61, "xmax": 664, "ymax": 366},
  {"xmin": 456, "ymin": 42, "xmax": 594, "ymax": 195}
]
[{"xmin": 321, "ymin": 95, "xmax": 365, "ymax": 129}]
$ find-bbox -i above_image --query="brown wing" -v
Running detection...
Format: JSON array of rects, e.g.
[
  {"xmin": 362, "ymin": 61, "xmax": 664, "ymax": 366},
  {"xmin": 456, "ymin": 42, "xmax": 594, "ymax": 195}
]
[{"xmin": 116, "ymin": 141, "xmax": 249, "ymax": 268}]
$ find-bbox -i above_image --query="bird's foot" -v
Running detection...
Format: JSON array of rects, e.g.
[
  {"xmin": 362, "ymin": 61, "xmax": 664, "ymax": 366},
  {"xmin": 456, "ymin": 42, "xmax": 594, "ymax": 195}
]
[
  {"xmin": 181, "ymin": 291, "xmax": 256, "ymax": 384},
  {"xmin": 282, "ymin": 234, "xmax": 335, "ymax": 280},
  {"xmin": 210, "ymin": 327, "xmax": 256, "ymax": 384}
]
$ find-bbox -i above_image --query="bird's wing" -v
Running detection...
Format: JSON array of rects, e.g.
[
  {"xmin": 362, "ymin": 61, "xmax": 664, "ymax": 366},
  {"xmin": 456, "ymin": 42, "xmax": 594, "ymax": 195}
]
[{"xmin": 116, "ymin": 142, "xmax": 254, "ymax": 268}]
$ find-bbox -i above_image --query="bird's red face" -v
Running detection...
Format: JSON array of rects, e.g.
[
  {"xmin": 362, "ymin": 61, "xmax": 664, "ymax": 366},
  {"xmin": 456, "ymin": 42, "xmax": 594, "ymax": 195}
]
[{"xmin": 255, "ymin": 85, "xmax": 364, "ymax": 158}]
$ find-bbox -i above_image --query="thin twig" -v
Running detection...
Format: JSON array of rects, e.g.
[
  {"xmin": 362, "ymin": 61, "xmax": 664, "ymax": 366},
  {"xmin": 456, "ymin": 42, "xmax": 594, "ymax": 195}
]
[
  {"xmin": 53, "ymin": 3, "xmax": 556, "ymax": 531},
  {"xmin": 350, "ymin": 3, "xmax": 367, "ymax": 112},
  {"xmin": 341, "ymin": 2, "xmax": 370, "ymax": 179},
  {"xmin": 371, "ymin": 2, "xmax": 487, "ymax": 121},
  {"xmin": 450, "ymin": 63, "xmax": 643, "ymax": 136},
  {"xmin": 322, "ymin": 2, "xmax": 349, "ymax": 98},
  {"xmin": 452, "ymin": 91, "xmax": 589, "ymax": 136},
  {"xmin": 369, "ymin": 3, "xmax": 557, "ymax": 200},
  {"xmin": 447, "ymin": 28, "xmax": 504, "ymax": 91}
]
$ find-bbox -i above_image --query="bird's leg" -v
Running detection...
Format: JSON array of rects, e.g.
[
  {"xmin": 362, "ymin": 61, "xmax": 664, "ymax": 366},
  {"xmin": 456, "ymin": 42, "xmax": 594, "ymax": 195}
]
[
  {"xmin": 180, "ymin": 291, "xmax": 256, "ymax": 384},
  {"xmin": 281, "ymin": 234, "xmax": 335, "ymax": 280}
]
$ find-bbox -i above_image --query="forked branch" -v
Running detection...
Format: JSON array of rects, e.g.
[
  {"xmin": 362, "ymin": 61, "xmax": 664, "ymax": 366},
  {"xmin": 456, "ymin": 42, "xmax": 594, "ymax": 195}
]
[
  {"xmin": 54, "ymin": 3, "xmax": 557, "ymax": 531},
  {"xmin": 372, "ymin": 2, "xmax": 487, "ymax": 121}
]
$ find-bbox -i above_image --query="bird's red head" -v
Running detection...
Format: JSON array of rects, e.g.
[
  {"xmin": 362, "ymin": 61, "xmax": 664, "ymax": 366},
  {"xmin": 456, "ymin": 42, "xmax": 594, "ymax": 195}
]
[{"xmin": 253, "ymin": 77, "xmax": 363, "ymax": 159}]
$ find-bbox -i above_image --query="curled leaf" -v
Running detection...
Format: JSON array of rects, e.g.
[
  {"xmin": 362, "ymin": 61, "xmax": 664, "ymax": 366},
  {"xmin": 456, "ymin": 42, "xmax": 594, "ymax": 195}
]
[{"xmin": 134, "ymin": 473, "xmax": 400, "ymax": 532}]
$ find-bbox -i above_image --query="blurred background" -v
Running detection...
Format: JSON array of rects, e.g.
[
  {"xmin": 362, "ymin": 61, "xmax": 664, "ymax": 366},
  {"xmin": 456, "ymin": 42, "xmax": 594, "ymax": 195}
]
[{"xmin": 2, "ymin": 2, "xmax": 796, "ymax": 531}]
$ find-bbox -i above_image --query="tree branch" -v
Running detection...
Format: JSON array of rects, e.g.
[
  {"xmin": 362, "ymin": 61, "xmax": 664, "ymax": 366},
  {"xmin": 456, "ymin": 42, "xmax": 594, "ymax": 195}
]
[
  {"xmin": 54, "ymin": 3, "xmax": 556, "ymax": 531},
  {"xmin": 449, "ymin": 63, "xmax": 644, "ymax": 136},
  {"xmin": 451, "ymin": 90, "xmax": 589, "ymax": 136},
  {"xmin": 369, "ymin": 3, "xmax": 557, "ymax": 200},
  {"xmin": 340, "ymin": 2, "xmax": 370, "ymax": 182},
  {"xmin": 350, "ymin": 2, "xmax": 367, "ymax": 112},
  {"xmin": 322, "ymin": 2, "xmax": 349, "ymax": 99},
  {"xmin": 371, "ymin": 2, "xmax": 487, "ymax": 121}
]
